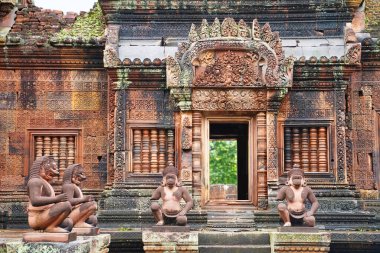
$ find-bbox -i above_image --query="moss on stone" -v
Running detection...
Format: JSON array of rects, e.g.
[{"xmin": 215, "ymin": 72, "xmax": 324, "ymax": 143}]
[
  {"xmin": 55, "ymin": 2, "xmax": 105, "ymax": 41},
  {"xmin": 365, "ymin": 0, "xmax": 380, "ymax": 37}
]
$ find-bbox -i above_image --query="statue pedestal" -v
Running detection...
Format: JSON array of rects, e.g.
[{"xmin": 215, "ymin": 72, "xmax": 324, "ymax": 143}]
[
  {"xmin": 5, "ymin": 234, "xmax": 110, "ymax": 253},
  {"xmin": 272, "ymin": 231, "xmax": 331, "ymax": 253},
  {"xmin": 22, "ymin": 232, "xmax": 77, "ymax": 243},
  {"xmin": 143, "ymin": 230, "xmax": 198, "ymax": 253},
  {"xmin": 152, "ymin": 225, "xmax": 190, "ymax": 232},
  {"xmin": 72, "ymin": 227, "xmax": 100, "ymax": 236},
  {"xmin": 277, "ymin": 226, "xmax": 319, "ymax": 233}
]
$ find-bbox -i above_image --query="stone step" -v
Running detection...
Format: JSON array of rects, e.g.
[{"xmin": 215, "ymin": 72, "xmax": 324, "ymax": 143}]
[
  {"xmin": 199, "ymin": 232, "xmax": 270, "ymax": 245},
  {"xmin": 199, "ymin": 245, "xmax": 271, "ymax": 253},
  {"xmin": 206, "ymin": 210, "xmax": 256, "ymax": 231}
]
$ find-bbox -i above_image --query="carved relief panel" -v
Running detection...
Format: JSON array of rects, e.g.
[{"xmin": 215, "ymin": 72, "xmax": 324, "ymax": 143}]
[
  {"xmin": 192, "ymin": 89, "xmax": 267, "ymax": 111},
  {"xmin": 125, "ymin": 89, "xmax": 176, "ymax": 124},
  {"xmin": 192, "ymin": 50, "xmax": 261, "ymax": 87}
]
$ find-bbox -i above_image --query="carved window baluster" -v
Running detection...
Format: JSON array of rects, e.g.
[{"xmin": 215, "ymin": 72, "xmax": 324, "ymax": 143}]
[
  {"xmin": 167, "ymin": 129, "xmax": 174, "ymax": 166},
  {"xmin": 318, "ymin": 127, "xmax": 328, "ymax": 172},
  {"xmin": 284, "ymin": 127, "xmax": 292, "ymax": 171},
  {"xmin": 158, "ymin": 129, "xmax": 166, "ymax": 173},
  {"xmin": 309, "ymin": 128, "xmax": 318, "ymax": 172},
  {"xmin": 51, "ymin": 137, "xmax": 59, "ymax": 163},
  {"xmin": 141, "ymin": 130, "xmax": 150, "ymax": 173},
  {"xmin": 35, "ymin": 136, "xmax": 43, "ymax": 158},
  {"xmin": 59, "ymin": 136, "xmax": 67, "ymax": 179},
  {"xmin": 284, "ymin": 126, "xmax": 329, "ymax": 174},
  {"xmin": 43, "ymin": 136, "xmax": 51, "ymax": 156},
  {"xmin": 29, "ymin": 132, "xmax": 79, "ymax": 179},
  {"xmin": 132, "ymin": 129, "xmax": 142, "ymax": 173},
  {"xmin": 150, "ymin": 129, "xmax": 158, "ymax": 173},
  {"xmin": 301, "ymin": 128, "xmax": 310, "ymax": 172},
  {"xmin": 67, "ymin": 137, "xmax": 75, "ymax": 166},
  {"xmin": 291, "ymin": 128, "xmax": 301, "ymax": 166}
]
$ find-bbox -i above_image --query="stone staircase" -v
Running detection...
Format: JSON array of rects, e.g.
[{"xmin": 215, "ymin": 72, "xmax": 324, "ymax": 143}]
[
  {"xmin": 206, "ymin": 210, "xmax": 256, "ymax": 232},
  {"xmin": 198, "ymin": 231, "xmax": 271, "ymax": 253}
]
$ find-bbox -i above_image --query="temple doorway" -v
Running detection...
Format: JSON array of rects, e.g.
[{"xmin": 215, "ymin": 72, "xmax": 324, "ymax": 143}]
[{"xmin": 204, "ymin": 117, "xmax": 255, "ymax": 206}]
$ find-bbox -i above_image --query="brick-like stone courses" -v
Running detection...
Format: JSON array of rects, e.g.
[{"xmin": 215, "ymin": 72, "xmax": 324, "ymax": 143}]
[
  {"xmin": 0, "ymin": 69, "xmax": 108, "ymax": 190},
  {"xmin": 366, "ymin": 0, "xmax": 380, "ymax": 37},
  {"xmin": 7, "ymin": 3, "xmax": 77, "ymax": 44}
]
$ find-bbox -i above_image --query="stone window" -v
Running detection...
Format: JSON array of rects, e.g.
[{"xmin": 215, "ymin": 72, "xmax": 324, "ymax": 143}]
[
  {"xmin": 25, "ymin": 129, "xmax": 82, "ymax": 180},
  {"xmin": 282, "ymin": 126, "xmax": 329, "ymax": 173},
  {"xmin": 131, "ymin": 128, "xmax": 175, "ymax": 174}
]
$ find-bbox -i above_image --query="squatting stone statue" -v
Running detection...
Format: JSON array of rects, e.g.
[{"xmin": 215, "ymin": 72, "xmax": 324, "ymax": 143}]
[
  {"xmin": 151, "ymin": 166, "xmax": 193, "ymax": 226},
  {"xmin": 27, "ymin": 156, "xmax": 73, "ymax": 233},
  {"xmin": 277, "ymin": 165, "xmax": 319, "ymax": 227},
  {"xmin": 62, "ymin": 164, "xmax": 98, "ymax": 229}
]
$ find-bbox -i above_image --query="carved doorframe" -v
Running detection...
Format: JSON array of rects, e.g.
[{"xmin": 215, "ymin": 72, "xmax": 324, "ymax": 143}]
[
  {"xmin": 201, "ymin": 115, "xmax": 257, "ymax": 207},
  {"xmin": 166, "ymin": 18, "xmax": 295, "ymax": 208}
]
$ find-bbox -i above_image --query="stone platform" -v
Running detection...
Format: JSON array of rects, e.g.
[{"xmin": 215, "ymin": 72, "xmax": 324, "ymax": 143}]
[
  {"xmin": 142, "ymin": 230, "xmax": 198, "ymax": 253},
  {"xmin": 0, "ymin": 233, "xmax": 110, "ymax": 253},
  {"xmin": 2, "ymin": 228, "xmax": 380, "ymax": 252},
  {"xmin": 272, "ymin": 231, "xmax": 331, "ymax": 253}
]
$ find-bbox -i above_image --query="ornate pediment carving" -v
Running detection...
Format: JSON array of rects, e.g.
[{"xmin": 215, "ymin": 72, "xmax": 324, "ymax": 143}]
[
  {"xmin": 192, "ymin": 50, "xmax": 261, "ymax": 87},
  {"xmin": 167, "ymin": 18, "xmax": 295, "ymax": 111}
]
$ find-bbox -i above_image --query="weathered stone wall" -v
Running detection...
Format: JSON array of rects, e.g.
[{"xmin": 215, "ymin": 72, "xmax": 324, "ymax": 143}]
[
  {"xmin": 365, "ymin": 0, "xmax": 380, "ymax": 37},
  {"xmin": 0, "ymin": 69, "xmax": 108, "ymax": 190},
  {"xmin": 347, "ymin": 68, "xmax": 380, "ymax": 190}
]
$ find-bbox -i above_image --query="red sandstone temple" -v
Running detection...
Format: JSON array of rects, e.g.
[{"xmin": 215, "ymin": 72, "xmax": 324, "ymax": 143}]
[{"xmin": 0, "ymin": 1, "xmax": 379, "ymax": 251}]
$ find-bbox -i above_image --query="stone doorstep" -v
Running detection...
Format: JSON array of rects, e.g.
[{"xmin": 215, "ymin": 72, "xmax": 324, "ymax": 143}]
[{"xmin": 22, "ymin": 231, "xmax": 77, "ymax": 243}]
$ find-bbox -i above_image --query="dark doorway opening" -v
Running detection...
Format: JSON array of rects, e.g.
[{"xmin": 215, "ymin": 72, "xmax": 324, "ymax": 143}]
[{"xmin": 209, "ymin": 122, "xmax": 249, "ymax": 200}]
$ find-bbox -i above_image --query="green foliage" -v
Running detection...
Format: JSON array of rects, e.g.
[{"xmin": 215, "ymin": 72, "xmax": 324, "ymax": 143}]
[
  {"xmin": 55, "ymin": 2, "xmax": 105, "ymax": 40},
  {"xmin": 209, "ymin": 140, "xmax": 237, "ymax": 185},
  {"xmin": 118, "ymin": 227, "xmax": 132, "ymax": 232}
]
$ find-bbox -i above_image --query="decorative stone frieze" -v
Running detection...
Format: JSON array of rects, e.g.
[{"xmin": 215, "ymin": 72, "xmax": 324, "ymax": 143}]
[{"xmin": 167, "ymin": 18, "xmax": 295, "ymax": 111}]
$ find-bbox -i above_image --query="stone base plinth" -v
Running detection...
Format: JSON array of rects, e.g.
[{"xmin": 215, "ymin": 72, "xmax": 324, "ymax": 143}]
[
  {"xmin": 23, "ymin": 232, "xmax": 77, "ymax": 243},
  {"xmin": 142, "ymin": 231, "xmax": 198, "ymax": 253},
  {"xmin": 272, "ymin": 232, "xmax": 331, "ymax": 253},
  {"xmin": 3, "ymin": 234, "xmax": 110, "ymax": 253},
  {"xmin": 78, "ymin": 234, "xmax": 111, "ymax": 253},
  {"xmin": 73, "ymin": 227, "xmax": 100, "ymax": 236},
  {"xmin": 152, "ymin": 225, "xmax": 190, "ymax": 232},
  {"xmin": 277, "ymin": 227, "xmax": 319, "ymax": 233}
]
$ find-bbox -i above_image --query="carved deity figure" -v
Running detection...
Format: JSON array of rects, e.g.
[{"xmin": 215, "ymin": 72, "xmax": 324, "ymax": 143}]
[
  {"xmin": 62, "ymin": 164, "xmax": 98, "ymax": 228},
  {"xmin": 27, "ymin": 156, "xmax": 73, "ymax": 233},
  {"xmin": 277, "ymin": 165, "xmax": 319, "ymax": 227},
  {"xmin": 151, "ymin": 166, "xmax": 193, "ymax": 226}
]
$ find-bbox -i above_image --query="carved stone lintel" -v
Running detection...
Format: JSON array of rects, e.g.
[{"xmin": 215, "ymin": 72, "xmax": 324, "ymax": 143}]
[{"xmin": 192, "ymin": 89, "xmax": 266, "ymax": 111}]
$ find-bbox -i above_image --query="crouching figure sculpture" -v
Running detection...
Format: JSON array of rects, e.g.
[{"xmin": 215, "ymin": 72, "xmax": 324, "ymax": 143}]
[
  {"xmin": 277, "ymin": 165, "xmax": 319, "ymax": 227},
  {"xmin": 151, "ymin": 166, "xmax": 193, "ymax": 226},
  {"xmin": 27, "ymin": 156, "xmax": 73, "ymax": 233},
  {"xmin": 62, "ymin": 164, "xmax": 98, "ymax": 231}
]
